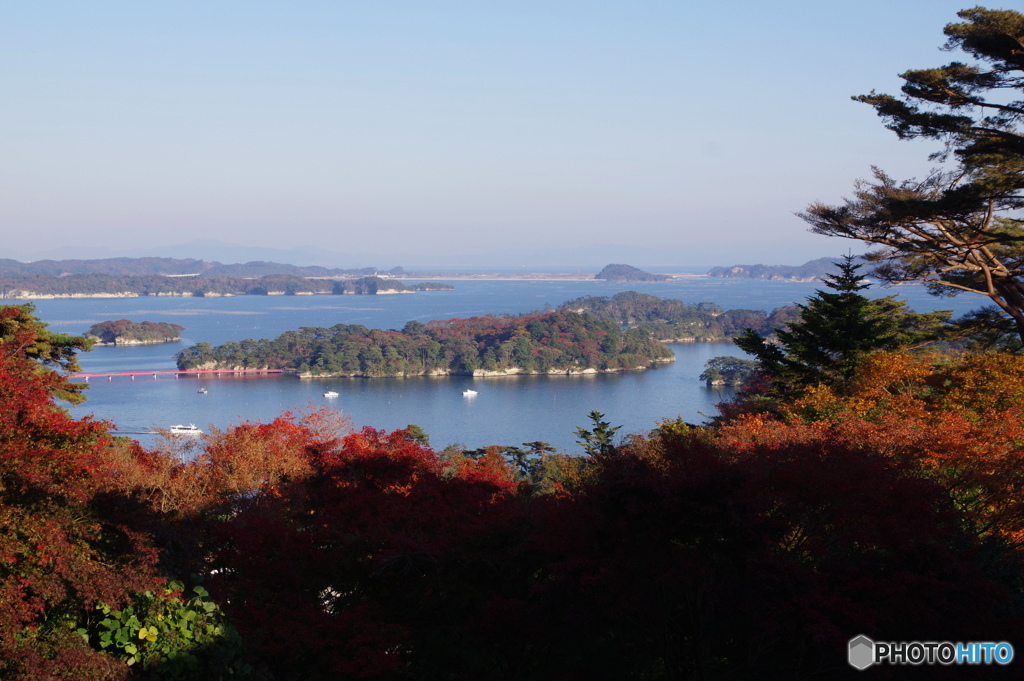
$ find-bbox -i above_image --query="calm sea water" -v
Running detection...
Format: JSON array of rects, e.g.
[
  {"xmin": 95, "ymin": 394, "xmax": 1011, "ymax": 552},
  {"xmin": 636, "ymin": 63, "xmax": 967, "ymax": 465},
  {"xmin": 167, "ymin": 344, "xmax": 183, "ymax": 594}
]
[{"xmin": 28, "ymin": 278, "xmax": 981, "ymax": 453}]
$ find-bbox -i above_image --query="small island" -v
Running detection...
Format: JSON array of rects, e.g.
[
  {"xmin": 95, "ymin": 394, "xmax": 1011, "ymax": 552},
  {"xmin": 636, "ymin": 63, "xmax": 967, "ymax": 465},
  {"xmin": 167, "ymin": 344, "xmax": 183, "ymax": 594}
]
[
  {"xmin": 594, "ymin": 263, "xmax": 671, "ymax": 282},
  {"xmin": 700, "ymin": 356, "xmax": 758, "ymax": 386},
  {"xmin": 85, "ymin": 320, "xmax": 185, "ymax": 346}
]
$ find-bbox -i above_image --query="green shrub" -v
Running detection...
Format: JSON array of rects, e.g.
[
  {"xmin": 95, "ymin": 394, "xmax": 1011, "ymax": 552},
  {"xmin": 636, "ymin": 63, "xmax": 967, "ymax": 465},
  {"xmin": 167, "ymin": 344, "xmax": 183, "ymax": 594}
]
[{"xmin": 82, "ymin": 580, "xmax": 251, "ymax": 680}]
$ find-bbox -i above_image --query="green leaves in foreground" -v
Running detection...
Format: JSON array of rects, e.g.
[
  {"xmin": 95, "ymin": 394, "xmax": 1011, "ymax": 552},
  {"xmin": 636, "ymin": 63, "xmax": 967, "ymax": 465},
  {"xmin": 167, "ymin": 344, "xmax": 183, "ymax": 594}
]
[{"xmin": 82, "ymin": 580, "xmax": 251, "ymax": 680}]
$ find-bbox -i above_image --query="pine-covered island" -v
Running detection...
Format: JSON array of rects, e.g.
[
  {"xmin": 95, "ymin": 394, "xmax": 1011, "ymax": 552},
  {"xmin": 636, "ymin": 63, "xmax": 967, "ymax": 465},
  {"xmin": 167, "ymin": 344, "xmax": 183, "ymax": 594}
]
[
  {"xmin": 175, "ymin": 292, "xmax": 799, "ymax": 378},
  {"xmin": 176, "ymin": 308, "xmax": 675, "ymax": 377},
  {"xmin": 85, "ymin": 319, "xmax": 185, "ymax": 346}
]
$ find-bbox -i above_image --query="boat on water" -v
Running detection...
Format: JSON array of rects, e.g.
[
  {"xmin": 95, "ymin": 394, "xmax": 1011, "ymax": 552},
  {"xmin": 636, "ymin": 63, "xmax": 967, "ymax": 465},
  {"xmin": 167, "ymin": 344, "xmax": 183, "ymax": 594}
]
[
  {"xmin": 324, "ymin": 391, "xmax": 339, "ymax": 398},
  {"xmin": 197, "ymin": 388, "xmax": 208, "ymax": 394},
  {"xmin": 462, "ymin": 390, "xmax": 478, "ymax": 396},
  {"xmin": 169, "ymin": 424, "xmax": 203, "ymax": 435}
]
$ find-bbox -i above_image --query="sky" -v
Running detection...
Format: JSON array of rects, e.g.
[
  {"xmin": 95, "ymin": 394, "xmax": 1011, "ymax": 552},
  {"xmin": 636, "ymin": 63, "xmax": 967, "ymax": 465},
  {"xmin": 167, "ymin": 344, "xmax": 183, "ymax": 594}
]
[{"xmin": 0, "ymin": 1, "xmax": 992, "ymax": 267}]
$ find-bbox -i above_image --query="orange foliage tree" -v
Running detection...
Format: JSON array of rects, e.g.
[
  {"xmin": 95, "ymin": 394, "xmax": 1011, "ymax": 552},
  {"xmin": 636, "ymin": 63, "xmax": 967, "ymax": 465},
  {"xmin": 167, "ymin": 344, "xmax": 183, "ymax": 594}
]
[
  {"xmin": 731, "ymin": 350, "xmax": 1024, "ymax": 553},
  {"xmin": 0, "ymin": 307, "xmax": 161, "ymax": 680}
]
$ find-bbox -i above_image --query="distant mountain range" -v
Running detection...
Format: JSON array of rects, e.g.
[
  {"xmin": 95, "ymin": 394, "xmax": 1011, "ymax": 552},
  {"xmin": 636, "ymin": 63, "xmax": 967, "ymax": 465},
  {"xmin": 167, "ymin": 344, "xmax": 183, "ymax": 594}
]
[
  {"xmin": 3, "ymin": 241, "xmax": 363, "ymax": 269},
  {"xmin": 0, "ymin": 257, "xmax": 402, "ymax": 279},
  {"xmin": 4, "ymin": 239, "xmax": 798, "ymax": 273},
  {"xmin": 0, "ymin": 257, "xmax": 433, "ymax": 299},
  {"xmin": 0, "ymin": 249, "xmax": 866, "ymax": 283}
]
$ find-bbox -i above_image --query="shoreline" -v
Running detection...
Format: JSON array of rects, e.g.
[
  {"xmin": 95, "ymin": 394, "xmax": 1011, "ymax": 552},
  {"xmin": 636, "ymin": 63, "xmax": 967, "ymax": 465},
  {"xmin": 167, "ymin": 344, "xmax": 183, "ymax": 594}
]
[
  {"xmin": 400, "ymin": 272, "xmax": 707, "ymax": 281},
  {"xmin": 1, "ymin": 273, "xmax": 710, "ymax": 300}
]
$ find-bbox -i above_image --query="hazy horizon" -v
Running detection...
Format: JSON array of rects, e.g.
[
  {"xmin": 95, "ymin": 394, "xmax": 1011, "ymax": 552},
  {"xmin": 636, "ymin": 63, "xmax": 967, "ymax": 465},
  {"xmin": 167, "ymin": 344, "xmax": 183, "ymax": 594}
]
[
  {"xmin": 2, "ymin": 1, "xmax": 978, "ymax": 266},
  {"xmin": 1, "ymin": 237, "xmax": 848, "ymax": 271}
]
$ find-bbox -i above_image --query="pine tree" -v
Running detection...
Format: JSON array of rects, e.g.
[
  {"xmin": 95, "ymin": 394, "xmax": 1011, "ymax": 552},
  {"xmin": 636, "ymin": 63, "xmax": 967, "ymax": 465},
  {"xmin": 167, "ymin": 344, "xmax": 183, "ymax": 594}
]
[
  {"xmin": 575, "ymin": 410, "xmax": 621, "ymax": 457},
  {"xmin": 734, "ymin": 256, "xmax": 901, "ymax": 395},
  {"xmin": 801, "ymin": 8, "xmax": 1024, "ymax": 344}
]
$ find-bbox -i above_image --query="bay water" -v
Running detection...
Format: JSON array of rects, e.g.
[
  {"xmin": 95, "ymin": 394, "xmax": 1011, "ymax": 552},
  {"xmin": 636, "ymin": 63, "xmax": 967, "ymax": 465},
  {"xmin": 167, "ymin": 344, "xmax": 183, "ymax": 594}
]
[{"xmin": 27, "ymin": 278, "xmax": 981, "ymax": 453}]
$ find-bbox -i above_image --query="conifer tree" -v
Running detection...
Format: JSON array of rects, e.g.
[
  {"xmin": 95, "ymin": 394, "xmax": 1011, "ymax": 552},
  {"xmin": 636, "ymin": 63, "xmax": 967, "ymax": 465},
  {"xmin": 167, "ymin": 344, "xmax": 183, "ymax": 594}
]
[
  {"xmin": 575, "ymin": 410, "xmax": 621, "ymax": 457},
  {"xmin": 735, "ymin": 256, "xmax": 901, "ymax": 394},
  {"xmin": 0, "ymin": 303, "xmax": 92, "ymax": 404},
  {"xmin": 802, "ymin": 8, "xmax": 1024, "ymax": 343}
]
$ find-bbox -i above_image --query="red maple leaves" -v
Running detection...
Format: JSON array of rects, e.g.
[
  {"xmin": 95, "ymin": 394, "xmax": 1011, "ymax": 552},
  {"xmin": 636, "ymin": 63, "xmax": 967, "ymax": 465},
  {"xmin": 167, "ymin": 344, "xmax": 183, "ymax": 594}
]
[{"xmin": 5, "ymin": 300, "xmax": 1024, "ymax": 679}]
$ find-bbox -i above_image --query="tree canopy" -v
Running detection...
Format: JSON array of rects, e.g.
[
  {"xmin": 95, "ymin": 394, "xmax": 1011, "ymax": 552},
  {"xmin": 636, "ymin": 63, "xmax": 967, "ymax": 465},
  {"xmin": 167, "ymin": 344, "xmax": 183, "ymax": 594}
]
[
  {"xmin": 800, "ymin": 7, "xmax": 1024, "ymax": 344},
  {"xmin": 733, "ymin": 256, "xmax": 945, "ymax": 397},
  {"xmin": 6, "ymin": 302, "xmax": 1024, "ymax": 678},
  {"xmin": 1, "ymin": 304, "xmax": 92, "ymax": 404}
]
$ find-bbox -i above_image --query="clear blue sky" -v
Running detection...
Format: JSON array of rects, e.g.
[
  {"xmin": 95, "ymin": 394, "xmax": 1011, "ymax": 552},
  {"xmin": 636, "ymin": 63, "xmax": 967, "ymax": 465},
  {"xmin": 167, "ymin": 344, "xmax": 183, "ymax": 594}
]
[{"xmin": 0, "ymin": 1, "xmax": 989, "ymax": 266}]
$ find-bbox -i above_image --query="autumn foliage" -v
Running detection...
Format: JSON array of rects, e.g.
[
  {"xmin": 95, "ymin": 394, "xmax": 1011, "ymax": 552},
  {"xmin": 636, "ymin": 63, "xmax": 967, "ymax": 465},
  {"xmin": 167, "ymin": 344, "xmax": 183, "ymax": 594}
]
[
  {"xmin": 528, "ymin": 423, "xmax": 1019, "ymax": 679},
  {"xmin": 5, "ymin": 301, "xmax": 1024, "ymax": 679},
  {"xmin": 761, "ymin": 351, "xmax": 1024, "ymax": 552},
  {"xmin": 0, "ymin": 307, "xmax": 160, "ymax": 680}
]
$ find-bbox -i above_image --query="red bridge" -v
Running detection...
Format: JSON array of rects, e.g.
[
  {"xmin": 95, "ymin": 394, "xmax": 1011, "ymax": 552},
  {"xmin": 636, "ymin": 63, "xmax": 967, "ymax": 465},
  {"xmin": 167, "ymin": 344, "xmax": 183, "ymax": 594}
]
[{"xmin": 69, "ymin": 368, "xmax": 286, "ymax": 381}]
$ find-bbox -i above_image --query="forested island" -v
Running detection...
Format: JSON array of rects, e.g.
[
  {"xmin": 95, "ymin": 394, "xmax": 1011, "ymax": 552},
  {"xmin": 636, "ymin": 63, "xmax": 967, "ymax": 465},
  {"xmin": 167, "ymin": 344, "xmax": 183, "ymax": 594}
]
[
  {"xmin": 700, "ymin": 356, "xmax": 759, "ymax": 386},
  {"xmin": 706, "ymin": 256, "xmax": 866, "ymax": 281},
  {"xmin": 558, "ymin": 291, "xmax": 798, "ymax": 341},
  {"xmin": 175, "ymin": 292, "xmax": 801, "ymax": 378},
  {"xmin": 85, "ymin": 320, "xmax": 184, "ymax": 346},
  {"xmin": 594, "ymin": 263, "xmax": 671, "ymax": 281},
  {"xmin": 177, "ymin": 308, "xmax": 675, "ymax": 377},
  {"xmin": 0, "ymin": 274, "xmax": 451, "ymax": 299}
]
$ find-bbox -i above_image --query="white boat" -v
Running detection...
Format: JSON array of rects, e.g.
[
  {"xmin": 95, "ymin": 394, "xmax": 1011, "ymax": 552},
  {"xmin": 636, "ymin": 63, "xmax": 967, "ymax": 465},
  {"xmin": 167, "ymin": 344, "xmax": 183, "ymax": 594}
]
[
  {"xmin": 197, "ymin": 388, "xmax": 208, "ymax": 394},
  {"xmin": 462, "ymin": 389, "xmax": 478, "ymax": 396},
  {"xmin": 324, "ymin": 391, "xmax": 339, "ymax": 398},
  {"xmin": 169, "ymin": 424, "xmax": 203, "ymax": 435}
]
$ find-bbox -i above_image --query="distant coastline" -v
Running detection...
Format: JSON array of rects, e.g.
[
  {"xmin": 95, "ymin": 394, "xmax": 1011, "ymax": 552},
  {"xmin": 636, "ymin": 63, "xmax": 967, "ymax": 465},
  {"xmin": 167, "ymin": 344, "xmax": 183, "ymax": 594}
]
[
  {"xmin": 398, "ymin": 272, "xmax": 704, "ymax": 282},
  {"xmin": 706, "ymin": 256, "xmax": 865, "ymax": 282},
  {"xmin": 0, "ymin": 276, "xmax": 454, "ymax": 300},
  {"xmin": 0, "ymin": 270, "xmax": 703, "ymax": 300},
  {"xmin": 0, "ymin": 253, "xmax": 854, "ymax": 301}
]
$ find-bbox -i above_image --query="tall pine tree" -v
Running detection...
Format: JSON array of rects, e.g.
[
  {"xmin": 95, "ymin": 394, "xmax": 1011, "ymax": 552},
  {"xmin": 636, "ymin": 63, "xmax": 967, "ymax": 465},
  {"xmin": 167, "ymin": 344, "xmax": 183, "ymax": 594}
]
[
  {"xmin": 801, "ymin": 8, "xmax": 1024, "ymax": 344},
  {"xmin": 735, "ymin": 256, "xmax": 902, "ymax": 395}
]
